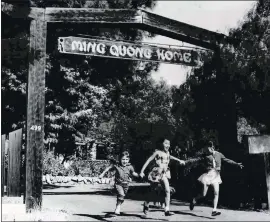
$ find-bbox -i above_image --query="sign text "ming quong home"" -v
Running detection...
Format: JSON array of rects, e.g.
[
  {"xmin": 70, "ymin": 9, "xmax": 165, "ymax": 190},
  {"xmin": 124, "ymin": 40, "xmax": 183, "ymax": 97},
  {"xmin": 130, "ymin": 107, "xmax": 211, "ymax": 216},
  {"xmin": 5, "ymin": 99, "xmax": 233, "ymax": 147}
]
[{"xmin": 58, "ymin": 37, "xmax": 199, "ymax": 66}]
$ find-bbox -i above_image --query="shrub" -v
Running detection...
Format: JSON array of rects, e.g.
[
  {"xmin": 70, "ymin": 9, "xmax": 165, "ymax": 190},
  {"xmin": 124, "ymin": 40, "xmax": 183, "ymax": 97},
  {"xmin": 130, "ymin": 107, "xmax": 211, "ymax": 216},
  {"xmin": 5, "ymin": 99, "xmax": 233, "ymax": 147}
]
[
  {"xmin": 43, "ymin": 150, "xmax": 115, "ymax": 177},
  {"xmin": 43, "ymin": 150, "xmax": 69, "ymax": 176},
  {"xmin": 75, "ymin": 160, "xmax": 114, "ymax": 177}
]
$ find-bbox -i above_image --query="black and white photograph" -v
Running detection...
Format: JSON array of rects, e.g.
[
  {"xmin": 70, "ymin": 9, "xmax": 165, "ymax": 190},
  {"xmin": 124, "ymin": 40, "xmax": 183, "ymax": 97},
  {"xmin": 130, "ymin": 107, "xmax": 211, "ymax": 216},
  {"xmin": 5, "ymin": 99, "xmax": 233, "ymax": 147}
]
[{"xmin": 1, "ymin": 0, "xmax": 270, "ymax": 221}]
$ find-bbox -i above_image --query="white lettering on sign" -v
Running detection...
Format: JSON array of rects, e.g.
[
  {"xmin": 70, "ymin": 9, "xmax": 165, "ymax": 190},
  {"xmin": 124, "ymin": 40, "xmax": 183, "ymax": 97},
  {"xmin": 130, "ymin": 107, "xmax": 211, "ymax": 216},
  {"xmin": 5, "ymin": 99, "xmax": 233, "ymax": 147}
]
[
  {"xmin": 165, "ymin": 51, "xmax": 173, "ymax": 61},
  {"xmin": 157, "ymin": 49, "xmax": 165, "ymax": 60},
  {"xmin": 135, "ymin": 47, "xmax": 144, "ymax": 58},
  {"xmin": 59, "ymin": 37, "xmax": 199, "ymax": 66},
  {"xmin": 110, "ymin": 45, "xmax": 119, "ymax": 56},
  {"xmin": 87, "ymin": 42, "xmax": 96, "ymax": 53},
  {"xmin": 119, "ymin": 45, "xmax": 126, "ymax": 56},
  {"xmin": 184, "ymin": 52, "xmax": 191, "ymax": 63},
  {"xmin": 174, "ymin": 52, "xmax": 183, "ymax": 62},
  {"xmin": 72, "ymin": 41, "xmax": 83, "ymax": 51},
  {"xmin": 144, "ymin": 48, "xmax": 152, "ymax": 59},
  {"xmin": 97, "ymin": 43, "xmax": 106, "ymax": 54},
  {"xmin": 127, "ymin": 46, "xmax": 135, "ymax": 57}
]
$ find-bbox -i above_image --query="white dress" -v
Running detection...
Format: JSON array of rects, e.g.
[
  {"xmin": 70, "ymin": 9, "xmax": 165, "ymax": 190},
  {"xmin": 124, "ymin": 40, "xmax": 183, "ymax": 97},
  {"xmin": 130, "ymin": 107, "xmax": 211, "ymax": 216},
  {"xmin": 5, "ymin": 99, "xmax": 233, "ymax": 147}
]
[{"xmin": 197, "ymin": 156, "xmax": 222, "ymax": 185}]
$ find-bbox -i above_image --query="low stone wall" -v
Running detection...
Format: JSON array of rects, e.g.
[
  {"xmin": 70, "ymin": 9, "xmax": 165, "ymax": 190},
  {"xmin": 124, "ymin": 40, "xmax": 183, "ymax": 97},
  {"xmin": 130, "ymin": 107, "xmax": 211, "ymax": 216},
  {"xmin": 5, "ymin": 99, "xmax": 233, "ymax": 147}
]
[{"xmin": 43, "ymin": 174, "xmax": 114, "ymax": 185}]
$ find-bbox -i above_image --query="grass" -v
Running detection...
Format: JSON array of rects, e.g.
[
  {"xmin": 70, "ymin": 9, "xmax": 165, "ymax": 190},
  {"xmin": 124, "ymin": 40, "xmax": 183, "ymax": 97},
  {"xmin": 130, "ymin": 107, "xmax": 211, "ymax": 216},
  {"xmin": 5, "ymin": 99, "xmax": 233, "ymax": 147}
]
[{"xmin": 2, "ymin": 197, "xmax": 70, "ymax": 221}]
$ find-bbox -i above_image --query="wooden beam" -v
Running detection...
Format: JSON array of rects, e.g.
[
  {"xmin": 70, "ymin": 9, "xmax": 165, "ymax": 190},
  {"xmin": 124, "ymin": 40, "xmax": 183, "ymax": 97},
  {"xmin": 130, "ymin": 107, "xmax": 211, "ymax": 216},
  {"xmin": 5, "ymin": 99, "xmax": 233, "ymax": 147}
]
[
  {"xmin": 2, "ymin": 4, "xmax": 232, "ymax": 49},
  {"xmin": 141, "ymin": 9, "xmax": 229, "ymax": 48},
  {"xmin": 45, "ymin": 8, "xmax": 142, "ymax": 23},
  {"xmin": 140, "ymin": 23, "xmax": 217, "ymax": 50},
  {"xmin": 1, "ymin": 3, "xmax": 45, "ymax": 20},
  {"xmin": 1, "ymin": 135, "xmax": 6, "ymax": 196},
  {"xmin": 7, "ymin": 129, "xmax": 22, "ymax": 197},
  {"xmin": 25, "ymin": 15, "xmax": 47, "ymax": 212}
]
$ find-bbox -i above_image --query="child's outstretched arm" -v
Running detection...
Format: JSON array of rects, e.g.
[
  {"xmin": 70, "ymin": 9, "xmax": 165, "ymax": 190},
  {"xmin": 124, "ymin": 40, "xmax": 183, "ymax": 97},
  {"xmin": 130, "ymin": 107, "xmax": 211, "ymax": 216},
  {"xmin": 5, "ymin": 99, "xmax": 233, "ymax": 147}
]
[
  {"xmin": 99, "ymin": 165, "xmax": 114, "ymax": 178},
  {"xmin": 140, "ymin": 151, "xmax": 158, "ymax": 178},
  {"xmin": 129, "ymin": 165, "xmax": 139, "ymax": 178},
  {"xmin": 220, "ymin": 153, "xmax": 244, "ymax": 169},
  {"xmin": 185, "ymin": 157, "xmax": 203, "ymax": 164},
  {"xmin": 170, "ymin": 155, "xmax": 185, "ymax": 165}
]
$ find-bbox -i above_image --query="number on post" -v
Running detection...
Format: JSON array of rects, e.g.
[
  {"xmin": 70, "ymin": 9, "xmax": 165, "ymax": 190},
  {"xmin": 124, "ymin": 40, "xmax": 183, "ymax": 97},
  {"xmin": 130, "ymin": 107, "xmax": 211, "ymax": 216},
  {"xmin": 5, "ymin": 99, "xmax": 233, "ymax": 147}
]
[{"xmin": 30, "ymin": 125, "xmax": 42, "ymax": 131}]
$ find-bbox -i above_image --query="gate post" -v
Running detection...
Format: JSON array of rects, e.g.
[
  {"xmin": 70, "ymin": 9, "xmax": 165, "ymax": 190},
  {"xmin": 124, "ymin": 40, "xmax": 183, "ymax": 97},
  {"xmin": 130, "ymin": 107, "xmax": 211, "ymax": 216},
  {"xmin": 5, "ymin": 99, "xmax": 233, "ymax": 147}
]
[
  {"xmin": 264, "ymin": 153, "xmax": 270, "ymax": 209},
  {"xmin": 25, "ymin": 10, "xmax": 47, "ymax": 212},
  {"xmin": 1, "ymin": 135, "xmax": 6, "ymax": 196}
]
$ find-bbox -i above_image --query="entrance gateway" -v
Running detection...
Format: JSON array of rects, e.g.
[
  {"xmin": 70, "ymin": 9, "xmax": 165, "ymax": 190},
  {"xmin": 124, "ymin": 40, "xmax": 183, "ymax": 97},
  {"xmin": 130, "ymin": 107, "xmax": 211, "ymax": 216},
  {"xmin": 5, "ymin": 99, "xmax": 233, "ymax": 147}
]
[{"xmin": 2, "ymin": 2, "xmax": 234, "ymax": 211}]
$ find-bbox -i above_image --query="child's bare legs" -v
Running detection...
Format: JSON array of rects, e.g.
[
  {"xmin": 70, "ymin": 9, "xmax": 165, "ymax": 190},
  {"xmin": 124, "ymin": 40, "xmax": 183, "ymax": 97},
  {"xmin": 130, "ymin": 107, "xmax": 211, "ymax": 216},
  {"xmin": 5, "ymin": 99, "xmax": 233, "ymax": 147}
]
[
  {"xmin": 160, "ymin": 177, "xmax": 171, "ymax": 212},
  {"xmin": 196, "ymin": 183, "xmax": 209, "ymax": 201},
  {"xmin": 143, "ymin": 179, "xmax": 172, "ymax": 216},
  {"xmin": 158, "ymin": 177, "xmax": 174, "ymax": 216},
  {"xmin": 143, "ymin": 186, "xmax": 151, "ymax": 215},
  {"xmin": 115, "ymin": 199, "xmax": 123, "ymax": 214},
  {"xmin": 115, "ymin": 184, "xmax": 128, "ymax": 214},
  {"xmin": 190, "ymin": 183, "xmax": 209, "ymax": 210},
  {"xmin": 212, "ymin": 182, "xmax": 220, "ymax": 212}
]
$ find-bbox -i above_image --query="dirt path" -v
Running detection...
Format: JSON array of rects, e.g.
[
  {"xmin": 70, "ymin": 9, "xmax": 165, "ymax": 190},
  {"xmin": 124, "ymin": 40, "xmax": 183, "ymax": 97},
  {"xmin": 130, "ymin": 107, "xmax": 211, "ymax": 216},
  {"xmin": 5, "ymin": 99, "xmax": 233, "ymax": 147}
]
[{"xmin": 42, "ymin": 184, "xmax": 270, "ymax": 221}]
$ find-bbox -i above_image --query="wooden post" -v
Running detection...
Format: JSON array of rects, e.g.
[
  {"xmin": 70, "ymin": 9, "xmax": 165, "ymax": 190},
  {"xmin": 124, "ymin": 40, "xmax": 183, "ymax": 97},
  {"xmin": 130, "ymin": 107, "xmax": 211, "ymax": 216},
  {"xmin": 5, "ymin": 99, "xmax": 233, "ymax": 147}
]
[
  {"xmin": 1, "ymin": 135, "xmax": 6, "ymax": 196},
  {"xmin": 25, "ymin": 13, "xmax": 47, "ymax": 212},
  {"xmin": 264, "ymin": 153, "xmax": 270, "ymax": 209},
  {"xmin": 7, "ymin": 129, "xmax": 22, "ymax": 197}
]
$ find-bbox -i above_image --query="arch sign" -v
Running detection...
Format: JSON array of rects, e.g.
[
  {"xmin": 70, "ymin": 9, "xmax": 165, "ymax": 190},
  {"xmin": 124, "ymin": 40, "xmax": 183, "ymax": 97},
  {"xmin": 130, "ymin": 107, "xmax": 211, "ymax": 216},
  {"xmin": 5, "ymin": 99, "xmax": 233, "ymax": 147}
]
[{"xmin": 58, "ymin": 36, "xmax": 199, "ymax": 66}]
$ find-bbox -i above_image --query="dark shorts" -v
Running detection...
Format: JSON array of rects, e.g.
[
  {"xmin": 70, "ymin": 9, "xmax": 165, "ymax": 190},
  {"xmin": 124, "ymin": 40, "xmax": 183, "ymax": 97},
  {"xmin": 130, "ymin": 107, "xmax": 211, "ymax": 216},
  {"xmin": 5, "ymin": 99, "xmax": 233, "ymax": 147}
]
[{"xmin": 115, "ymin": 183, "xmax": 129, "ymax": 201}]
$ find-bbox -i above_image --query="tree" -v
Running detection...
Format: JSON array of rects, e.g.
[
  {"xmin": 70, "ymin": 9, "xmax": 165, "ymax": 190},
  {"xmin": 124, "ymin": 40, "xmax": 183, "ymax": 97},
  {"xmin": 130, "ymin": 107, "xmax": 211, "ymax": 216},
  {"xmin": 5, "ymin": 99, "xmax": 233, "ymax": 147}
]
[
  {"xmin": 170, "ymin": 0, "xmax": 270, "ymax": 155},
  {"xmin": 1, "ymin": 0, "xmax": 158, "ymax": 158}
]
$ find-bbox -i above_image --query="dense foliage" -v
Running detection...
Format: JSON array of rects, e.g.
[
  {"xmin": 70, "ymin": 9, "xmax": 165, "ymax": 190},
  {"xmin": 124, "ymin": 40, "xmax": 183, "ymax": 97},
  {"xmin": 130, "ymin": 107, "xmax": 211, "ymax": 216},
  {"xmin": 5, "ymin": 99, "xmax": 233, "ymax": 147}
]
[{"xmin": 2, "ymin": 0, "xmax": 269, "ymax": 163}]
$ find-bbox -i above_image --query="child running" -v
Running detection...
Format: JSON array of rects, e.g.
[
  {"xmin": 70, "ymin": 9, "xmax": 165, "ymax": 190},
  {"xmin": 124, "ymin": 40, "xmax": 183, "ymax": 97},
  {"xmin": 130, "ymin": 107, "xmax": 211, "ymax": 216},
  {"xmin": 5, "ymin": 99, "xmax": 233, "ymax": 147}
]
[
  {"xmin": 187, "ymin": 141, "xmax": 244, "ymax": 216},
  {"xmin": 140, "ymin": 138, "xmax": 185, "ymax": 216},
  {"xmin": 99, "ymin": 151, "xmax": 139, "ymax": 216}
]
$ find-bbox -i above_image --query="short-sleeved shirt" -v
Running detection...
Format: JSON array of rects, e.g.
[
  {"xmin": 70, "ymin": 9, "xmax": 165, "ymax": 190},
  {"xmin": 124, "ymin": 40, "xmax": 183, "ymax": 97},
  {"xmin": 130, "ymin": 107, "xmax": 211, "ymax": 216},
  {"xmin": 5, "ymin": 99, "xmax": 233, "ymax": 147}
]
[{"xmin": 114, "ymin": 163, "xmax": 135, "ymax": 184}]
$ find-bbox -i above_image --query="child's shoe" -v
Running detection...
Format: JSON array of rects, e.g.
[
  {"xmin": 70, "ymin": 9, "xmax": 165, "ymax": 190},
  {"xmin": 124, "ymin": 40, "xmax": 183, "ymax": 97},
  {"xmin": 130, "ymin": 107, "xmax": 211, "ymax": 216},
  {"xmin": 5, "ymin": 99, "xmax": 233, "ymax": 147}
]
[
  {"xmin": 211, "ymin": 211, "xmax": 221, "ymax": 216},
  {"xmin": 189, "ymin": 198, "xmax": 196, "ymax": 211},
  {"xmin": 142, "ymin": 204, "xmax": 149, "ymax": 218},
  {"xmin": 165, "ymin": 211, "xmax": 175, "ymax": 216}
]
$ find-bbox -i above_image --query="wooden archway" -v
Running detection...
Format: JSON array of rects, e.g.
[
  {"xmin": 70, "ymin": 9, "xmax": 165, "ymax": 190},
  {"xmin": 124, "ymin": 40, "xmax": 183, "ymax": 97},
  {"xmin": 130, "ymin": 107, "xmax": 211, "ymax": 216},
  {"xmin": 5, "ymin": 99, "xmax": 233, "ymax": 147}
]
[{"xmin": 2, "ymin": 2, "xmax": 235, "ymax": 211}]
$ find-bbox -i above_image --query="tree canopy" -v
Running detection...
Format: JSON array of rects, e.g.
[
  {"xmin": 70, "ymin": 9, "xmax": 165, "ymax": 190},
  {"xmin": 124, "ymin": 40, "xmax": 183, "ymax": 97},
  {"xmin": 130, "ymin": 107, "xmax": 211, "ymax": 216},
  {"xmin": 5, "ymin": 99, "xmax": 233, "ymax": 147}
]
[{"xmin": 2, "ymin": 0, "xmax": 269, "ymax": 163}]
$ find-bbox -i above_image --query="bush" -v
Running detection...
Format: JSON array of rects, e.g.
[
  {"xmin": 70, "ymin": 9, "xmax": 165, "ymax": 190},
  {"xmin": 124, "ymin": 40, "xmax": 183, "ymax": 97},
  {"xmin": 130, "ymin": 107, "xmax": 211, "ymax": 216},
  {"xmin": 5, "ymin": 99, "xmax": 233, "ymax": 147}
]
[
  {"xmin": 74, "ymin": 160, "xmax": 114, "ymax": 177},
  {"xmin": 43, "ymin": 150, "xmax": 71, "ymax": 176},
  {"xmin": 43, "ymin": 150, "xmax": 114, "ymax": 177}
]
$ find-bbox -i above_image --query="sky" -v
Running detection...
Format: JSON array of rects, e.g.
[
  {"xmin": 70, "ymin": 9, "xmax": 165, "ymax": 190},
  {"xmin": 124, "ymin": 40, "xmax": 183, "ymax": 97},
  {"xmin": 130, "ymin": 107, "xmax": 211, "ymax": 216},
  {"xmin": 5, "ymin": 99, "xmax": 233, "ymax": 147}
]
[{"xmin": 146, "ymin": 1, "xmax": 256, "ymax": 86}]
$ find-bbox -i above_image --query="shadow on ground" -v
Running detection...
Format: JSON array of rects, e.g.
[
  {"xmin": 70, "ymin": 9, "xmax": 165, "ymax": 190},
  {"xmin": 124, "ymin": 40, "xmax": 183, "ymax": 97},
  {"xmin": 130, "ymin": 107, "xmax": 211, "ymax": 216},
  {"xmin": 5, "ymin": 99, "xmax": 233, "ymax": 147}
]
[
  {"xmin": 170, "ymin": 210, "xmax": 214, "ymax": 220},
  {"xmin": 74, "ymin": 212, "xmax": 168, "ymax": 221},
  {"xmin": 43, "ymin": 189, "xmax": 114, "ymax": 196},
  {"xmin": 43, "ymin": 186, "xmax": 167, "ymax": 202}
]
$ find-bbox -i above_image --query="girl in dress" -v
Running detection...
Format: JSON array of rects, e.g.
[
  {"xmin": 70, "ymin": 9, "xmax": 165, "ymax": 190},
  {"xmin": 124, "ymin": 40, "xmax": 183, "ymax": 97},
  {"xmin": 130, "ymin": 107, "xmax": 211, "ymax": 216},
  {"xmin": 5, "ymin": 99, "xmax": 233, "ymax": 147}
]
[
  {"xmin": 140, "ymin": 138, "xmax": 185, "ymax": 216},
  {"xmin": 187, "ymin": 141, "xmax": 244, "ymax": 216}
]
